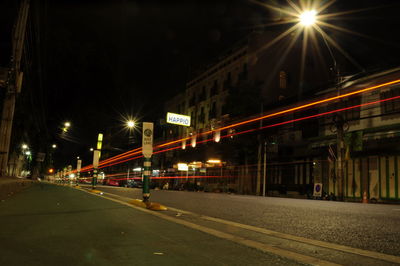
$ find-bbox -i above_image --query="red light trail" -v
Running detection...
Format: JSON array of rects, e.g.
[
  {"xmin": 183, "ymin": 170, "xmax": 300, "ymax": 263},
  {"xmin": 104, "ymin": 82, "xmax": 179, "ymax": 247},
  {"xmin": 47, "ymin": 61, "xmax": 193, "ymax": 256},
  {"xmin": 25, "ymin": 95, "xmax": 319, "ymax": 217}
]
[{"xmin": 73, "ymin": 80, "xmax": 400, "ymax": 174}]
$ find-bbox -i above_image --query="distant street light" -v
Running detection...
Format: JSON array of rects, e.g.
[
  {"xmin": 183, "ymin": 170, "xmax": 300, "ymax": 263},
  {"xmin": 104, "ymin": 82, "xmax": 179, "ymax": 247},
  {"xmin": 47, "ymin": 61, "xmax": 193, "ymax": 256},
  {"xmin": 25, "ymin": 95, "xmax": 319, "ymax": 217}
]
[
  {"xmin": 90, "ymin": 148, "xmax": 94, "ymax": 152},
  {"xmin": 25, "ymin": 151, "xmax": 31, "ymax": 156},
  {"xmin": 52, "ymin": 144, "xmax": 57, "ymax": 149},
  {"xmin": 22, "ymin": 144, "xmax": 28, "ymax": 150},
  {"xmin": 63, "ymin": 121, "xmax": 71, "ymax": 132}
]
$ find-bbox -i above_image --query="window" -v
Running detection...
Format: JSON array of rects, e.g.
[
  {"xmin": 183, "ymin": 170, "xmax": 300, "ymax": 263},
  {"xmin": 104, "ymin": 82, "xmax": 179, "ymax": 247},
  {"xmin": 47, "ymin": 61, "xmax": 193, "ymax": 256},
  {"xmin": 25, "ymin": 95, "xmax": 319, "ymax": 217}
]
[
  {"xmin": 328, "ymin": 96, "xmax": 361, "ymax": 121},
  {"xmin": 380, "ymin": 86, "xmax": 400, "ymax": 115},
  {"xmin": 223, "ymin": 72, "xmax": 232, "ymax": 90},
  {"xmin": 198, "ymin": 107, "xmax": 205, "ymax": 124},
  {"xmin": 189, "ymin": 94, "xmax": 195, "ymax": 107},
  {"xmin": 279, "ymin": 71, "xmax": 287, "ymax": 89},
  {"xmin": 199, "ymin": 87, "xmax": 206, "ymax": 102},
  {"xmin": 210, "ymin": 80, "xmax": 218, "ymax": 96},
  {"xmin": 209, "ymin": 102, "xmax": 216, "ymax": 119},
  {"xmin": 239, "ymin": 63, "xmax": 248, "ymax": 81}
]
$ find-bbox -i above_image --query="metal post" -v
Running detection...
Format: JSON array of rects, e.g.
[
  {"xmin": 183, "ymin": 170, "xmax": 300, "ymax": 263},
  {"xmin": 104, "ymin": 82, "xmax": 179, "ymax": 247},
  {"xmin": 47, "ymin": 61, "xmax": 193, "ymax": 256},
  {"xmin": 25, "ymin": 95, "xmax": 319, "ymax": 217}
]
[
  {"xmin": 142, "ymin": 122, "xmax": 154, "ymax": 202},
  {"xmin": 335, "ymin": 115, "xmax": 345, "ymax": 200},
  {"xmin": 92, "ymin": 169, "xmax": 97, "ymax": 189},
  {"xmin": 143, "ymin": 157, "xmax": 151, "ymax": 202},
  {"xmin": 76, "ymin": 159, "xmax": 81, "ymax": 186},
  {"xmin": 256, "ymin": 104, "xmax": 264, "ymax": 195},
  {"xmin": 262, "ymin": 140, "xmax": 267, "ymax": 197},
  {"xmin": 92, "ymin": 150, "xmax": 100, "ymax": 190}
]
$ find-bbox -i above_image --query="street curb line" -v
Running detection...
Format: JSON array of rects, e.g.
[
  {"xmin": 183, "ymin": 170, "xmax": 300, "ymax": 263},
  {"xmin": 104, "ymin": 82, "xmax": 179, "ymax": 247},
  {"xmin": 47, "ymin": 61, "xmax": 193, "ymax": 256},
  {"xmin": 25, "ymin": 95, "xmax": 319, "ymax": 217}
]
[
  {"xmin": 78, "ymin": 188, "xmax": 339, "ymax": 266},
  {"xmin": 166, "ymin": 207, "xmax": 400, "ymax": 265},
  {"xmin": 74, "ymin": 186, "xmax": 400, "ymax": 264}
]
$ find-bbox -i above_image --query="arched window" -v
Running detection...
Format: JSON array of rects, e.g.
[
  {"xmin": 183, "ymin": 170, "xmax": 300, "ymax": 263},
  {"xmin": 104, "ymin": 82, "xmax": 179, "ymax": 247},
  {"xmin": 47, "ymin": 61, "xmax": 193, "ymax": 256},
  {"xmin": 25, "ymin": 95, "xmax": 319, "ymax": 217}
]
[{"xmin": 279, "ymin": 71, "xmax": 287, "ymax": 89}]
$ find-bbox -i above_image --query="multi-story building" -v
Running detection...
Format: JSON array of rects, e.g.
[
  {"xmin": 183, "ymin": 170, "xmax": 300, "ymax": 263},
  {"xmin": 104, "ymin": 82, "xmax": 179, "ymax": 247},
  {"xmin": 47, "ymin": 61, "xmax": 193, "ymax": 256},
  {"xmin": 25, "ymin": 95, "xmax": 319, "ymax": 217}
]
[
  {"xmin": 266, "ymin": 67, "xmax": 400, "ymax": 202},
  {"xmin": 164, "ymin": 31, "xmax": 328, "ymax": 142}
]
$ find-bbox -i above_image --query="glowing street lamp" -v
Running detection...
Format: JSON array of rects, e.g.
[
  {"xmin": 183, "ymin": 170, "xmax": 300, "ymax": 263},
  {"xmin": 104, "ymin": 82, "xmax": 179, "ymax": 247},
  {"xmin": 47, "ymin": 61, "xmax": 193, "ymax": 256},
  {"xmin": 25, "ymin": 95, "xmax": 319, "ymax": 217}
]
[
  {"xmin": 64, "ymin": 122, "xmax": 71, "ymax": 128},
  {"xmin": 90, "ymin": 147, "xmax": 94, "ymax": 152},
  {"xmin": 299, "ymin": 10, "xmax": 317, "ymax": 26},
  {"xmin": 22, "ymin": 144, "xmax": 28, "ymax": 150},
  {"xmin": 52, "ymin": 144, "xmax": 57, "ymax": 149},
  {"xmin": 127, "ymin": 120, "xmax": 135, "ymax": 128}
]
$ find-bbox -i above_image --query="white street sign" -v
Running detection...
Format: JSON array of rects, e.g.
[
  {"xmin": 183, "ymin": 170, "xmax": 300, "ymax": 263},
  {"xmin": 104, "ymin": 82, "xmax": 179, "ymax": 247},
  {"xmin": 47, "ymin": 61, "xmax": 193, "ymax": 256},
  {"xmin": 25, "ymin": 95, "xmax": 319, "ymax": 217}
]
[
  {"xmin": 93, "ymin": 150, "xmax": 100, "ymax": 168},
  {"xmin": 77, "ymin": 159, "xmax": 82, "ymax": 172},
  {"xmin": 313, "ymin": 183, "xmax": 323, "ymax": 197},
  {"xmin": 166, "ymin": 112, "xmax": 191, "ymax": 127},
  {"xmin": 142, "ymin": 122, "xmax": 154, "ymax": 158}
]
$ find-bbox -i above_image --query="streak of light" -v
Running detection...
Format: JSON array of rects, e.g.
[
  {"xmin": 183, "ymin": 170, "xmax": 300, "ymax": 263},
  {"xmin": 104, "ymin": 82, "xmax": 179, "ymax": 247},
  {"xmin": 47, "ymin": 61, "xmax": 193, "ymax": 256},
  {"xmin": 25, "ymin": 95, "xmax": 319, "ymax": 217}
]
[
  {"xmin": 317, "ymin": 21, "xmax": 370, "ymax": 39},
  {"xmin": 250, "ymin": 0, "xmax": 299, "ymax": 17},
  {"xmin": 142, "ymin": 95, "xmax": 400, "ymax": 166},
  {"xmin": 156, "ymin": 79, "xmax": 400, "ymax": 150},
  {"xmin": 261, "ymin": 95, "xmax": 400, "ymax": 130},
  {"xmin": 313, "ymin": 24, "xmax": 363, "ymax": 71},
  {"xmin": 151, "ymin": 175, "xmax": 233, "ymax": 180},
  {"xmin": 77, "ymin": 80, "xmax": 400, "ymax": 172},
  {"xmin": 318, "ymin": 5, "xmax": 391, "ymax": 20},
  {"xmin": 253, "ymin": 24, "xmax": 301, "ymax": 57}
]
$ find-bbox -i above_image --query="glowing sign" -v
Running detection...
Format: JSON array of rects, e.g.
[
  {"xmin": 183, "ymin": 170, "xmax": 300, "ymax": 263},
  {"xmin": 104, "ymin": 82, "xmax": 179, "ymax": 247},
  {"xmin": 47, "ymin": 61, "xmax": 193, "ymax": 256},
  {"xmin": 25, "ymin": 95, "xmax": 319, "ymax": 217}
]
[
  {"xmin": 166, "ymin": 112, "xmax": 191, "ymax": 127},
  {"xmin": 177, "ymin": 163, "xmax": 188, "ymax": 171}
]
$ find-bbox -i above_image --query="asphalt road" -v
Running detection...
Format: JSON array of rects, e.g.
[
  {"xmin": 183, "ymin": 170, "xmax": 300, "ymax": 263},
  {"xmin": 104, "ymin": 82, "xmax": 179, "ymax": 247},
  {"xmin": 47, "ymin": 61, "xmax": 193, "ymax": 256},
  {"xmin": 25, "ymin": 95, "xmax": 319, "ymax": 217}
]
[
  {"xmin": 92, "ymin": 185, "xmax": 400, "ymax": 257},
  {"xmin": 0, "ymin": 183, "xmax": 300, "ymax": 266}
]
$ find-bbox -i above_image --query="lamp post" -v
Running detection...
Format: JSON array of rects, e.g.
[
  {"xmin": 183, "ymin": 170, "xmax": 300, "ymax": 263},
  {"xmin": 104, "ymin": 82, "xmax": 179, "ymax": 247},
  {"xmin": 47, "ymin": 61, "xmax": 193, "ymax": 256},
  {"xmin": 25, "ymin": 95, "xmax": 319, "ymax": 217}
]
[
  {"xmin": 298, "ymin": 10, "xmax": 345, "ymax": 200},
  {"xmin": 126, "ymin": 120, "xmax": 136, "ymax": 185}
]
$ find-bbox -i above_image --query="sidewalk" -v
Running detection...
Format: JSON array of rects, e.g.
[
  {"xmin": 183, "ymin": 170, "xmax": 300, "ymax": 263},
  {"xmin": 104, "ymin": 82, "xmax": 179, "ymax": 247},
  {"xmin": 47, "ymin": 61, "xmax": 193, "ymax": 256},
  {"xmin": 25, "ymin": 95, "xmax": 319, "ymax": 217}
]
[
  {"xmin": 0, "ymin": 176, "xmax": 33, "ymax": 200},
  {"xmin": 0, "ymin": 183, "xmax": 298, "ymax": 266}
]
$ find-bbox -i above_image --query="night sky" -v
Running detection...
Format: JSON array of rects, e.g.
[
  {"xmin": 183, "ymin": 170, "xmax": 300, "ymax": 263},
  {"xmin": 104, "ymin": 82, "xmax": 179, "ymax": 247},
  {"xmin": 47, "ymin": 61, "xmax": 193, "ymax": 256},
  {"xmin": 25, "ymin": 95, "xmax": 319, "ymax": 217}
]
[{"xmin": 2, "ymin": 0, "xmax": 400, "ymax": 166}]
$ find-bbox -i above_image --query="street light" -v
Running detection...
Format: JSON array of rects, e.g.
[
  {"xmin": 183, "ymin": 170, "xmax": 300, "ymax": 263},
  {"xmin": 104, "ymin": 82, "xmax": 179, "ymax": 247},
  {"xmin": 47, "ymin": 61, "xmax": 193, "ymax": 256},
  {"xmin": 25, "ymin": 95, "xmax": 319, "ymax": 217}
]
[
  {"xmin": 127, "ymin": 120, "xmax": 135, "ymax": 128},
  {"xmin": 64, "ymin": 122, "xmax": 71, "ymax": 128},
  {"xmin": 90, "ymin": 148, "xmax": 94, "ymax": 152},
  {"xmin": 299, "ymin": 10, "xmax": 317, "ymax": 26},
  {"xmin": 22, "ymin": 144, "xmax": 28, "ymax": 150},
  {"xmin": 52, "ymin": 144, "xmax": 57, "ymax": 149}
]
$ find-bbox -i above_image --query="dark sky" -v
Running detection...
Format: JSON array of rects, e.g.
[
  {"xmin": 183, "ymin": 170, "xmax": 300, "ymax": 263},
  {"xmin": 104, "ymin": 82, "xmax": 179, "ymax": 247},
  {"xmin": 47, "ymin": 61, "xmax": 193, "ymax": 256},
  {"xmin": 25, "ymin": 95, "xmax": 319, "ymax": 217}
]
[
  {"xmin": 2, "ymin": 0, "xmax": 400, "ymax": 165},
  {"xmin": 44, "ymin": 1, "xmax": 263, "ymax": 147}
]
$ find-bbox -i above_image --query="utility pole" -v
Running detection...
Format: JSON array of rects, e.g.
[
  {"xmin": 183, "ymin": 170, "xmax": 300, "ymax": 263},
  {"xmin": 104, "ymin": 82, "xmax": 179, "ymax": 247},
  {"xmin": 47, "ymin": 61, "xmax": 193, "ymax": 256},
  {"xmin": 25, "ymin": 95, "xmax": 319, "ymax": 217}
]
[
  {"xmin": 322, "ymin": 33, "xmax": 345, "ymax": 201},
  {"xmin": 333, "ymin": 64, "xmax": 345, "ymax": 201},
  {"xmin": 0, "ymin": 0, "xmax": 30, "ymax": 176},
  {"xmin": 256, "ymin": 104, "xmax": 263, "ymax": 196},
  {"xmin": 334, "ymin": 114, "xmax": 345, "ymax": 200},
  {"xmin": 262, "ymin": 140, "xmax": 267, "ymax": 197}
]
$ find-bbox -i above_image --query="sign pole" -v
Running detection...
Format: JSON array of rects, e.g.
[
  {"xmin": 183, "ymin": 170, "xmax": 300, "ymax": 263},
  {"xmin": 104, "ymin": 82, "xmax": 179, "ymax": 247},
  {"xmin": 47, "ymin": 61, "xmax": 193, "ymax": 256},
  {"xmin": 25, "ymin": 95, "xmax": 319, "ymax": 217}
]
[
  {"xmin": 143, "ymin": 157, "xmax": 151, "ymax": 202},
  {"xmin": 142, "ymin": 122, "xmax": 154, "ymax": 202},
  {"xmin": 92, "ymin": 150, "xmax": 100, "ymax": 190},
  {"xmin": 76, "ymin": 159, "xmax": 82, "ymax": 186}
]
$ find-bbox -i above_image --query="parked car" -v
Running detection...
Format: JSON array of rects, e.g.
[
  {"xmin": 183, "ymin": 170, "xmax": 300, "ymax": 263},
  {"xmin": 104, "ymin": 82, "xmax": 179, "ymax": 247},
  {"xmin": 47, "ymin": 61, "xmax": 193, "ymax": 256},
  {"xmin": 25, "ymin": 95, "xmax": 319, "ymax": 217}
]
[
  {"xmin": 105, "ymin": 179, "xmax": 119, "ymax": 186},
  {"xmin": 127, "ymin": 179, "xmax": 143, "ymax": 188}
]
